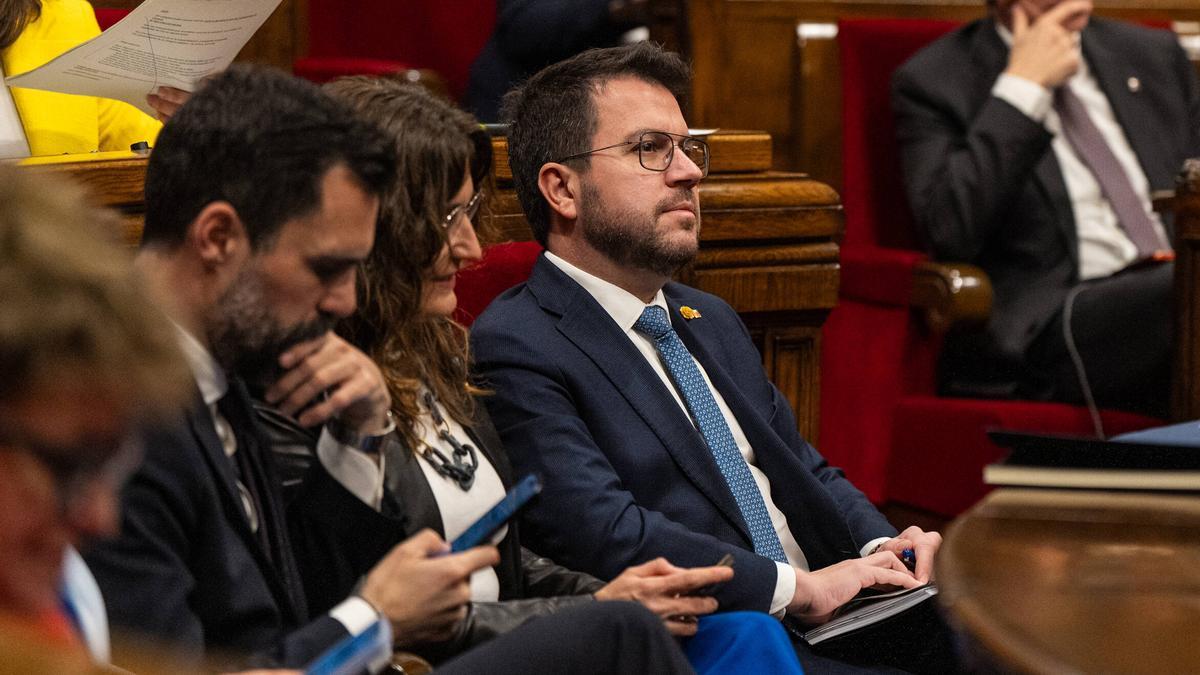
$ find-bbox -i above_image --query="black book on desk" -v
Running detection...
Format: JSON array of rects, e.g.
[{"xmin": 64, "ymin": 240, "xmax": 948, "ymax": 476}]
[{"xmin": 984, "ymin": 429, "xmax": 1200, "ymax": 491}]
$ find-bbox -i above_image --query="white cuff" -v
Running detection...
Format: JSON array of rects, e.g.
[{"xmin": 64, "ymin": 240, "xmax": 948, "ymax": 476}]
[
  {"xmin": 317, "ymin": 426, "xmax": 386, "ymax": 510},
  {"xmin": 992, "ymin": 73, "xmax": 1053, "ymax": 123},
  {"xmin": 860, "ymin": 537, "xmax": 894, "ymax": 558},
  {"xmin": 329, "ymin": 596, "xmax": 382, "ymax": 636},
  {"xmin": 769, "ymin": 561, "xmax": 797, "ymax": 617}
]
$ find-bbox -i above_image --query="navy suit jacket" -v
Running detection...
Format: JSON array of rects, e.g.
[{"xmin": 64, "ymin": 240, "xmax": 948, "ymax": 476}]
[
  {"xmin": 84, "ymin": 380, "xmax": 347, "ymax": 670},
  {"xmin": 893, "ymin": 17, "xmax": 1200, "ymax": 394},
  {"xmin": 471, "ymin": 256, "xmax": 895, "ymax": 613}
]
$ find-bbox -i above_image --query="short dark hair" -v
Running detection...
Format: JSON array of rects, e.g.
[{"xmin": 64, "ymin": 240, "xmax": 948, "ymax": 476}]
[
  {"xmin": 141, "ymin": 65, "xmax": 396, "ymax": 250},
  {"xmin": 501, "ymin": 42, "xmax": 690, "ymax": 246}
]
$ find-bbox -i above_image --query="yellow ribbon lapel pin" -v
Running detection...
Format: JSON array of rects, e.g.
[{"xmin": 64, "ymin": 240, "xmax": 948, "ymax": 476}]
[{"xmin": 679, "ymin": 306, "xmax": 702, "ymax": 320}]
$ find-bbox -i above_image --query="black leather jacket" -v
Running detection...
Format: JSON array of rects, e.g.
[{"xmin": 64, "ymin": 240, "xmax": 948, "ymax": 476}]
[{"xmin": 255, "ymin": 401, "xmax": 606, "ymax": 662}]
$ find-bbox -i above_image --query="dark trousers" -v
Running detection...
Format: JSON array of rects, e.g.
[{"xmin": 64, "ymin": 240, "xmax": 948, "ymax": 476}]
[
  {"xmin": 437, "ymin": 601, "xmax": 694, "ymax": 674},
  {"xmin": 1027, "ymin": 262, "xmax": 1172, "ymax": 419}
]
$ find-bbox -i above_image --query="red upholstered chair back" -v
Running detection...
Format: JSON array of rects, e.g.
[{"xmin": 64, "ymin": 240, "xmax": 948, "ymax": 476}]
[
  {"xmin": 822, "ymin": 18, "xmax": 1163, "ymax": 513},
  {"xmin": 838, "ymin": 18, "xmax": 960, "ymax": 250},
  {"xmin": 94, "ymin": 8, "xmax": 129, "ymax": 30},
  {"xmin": 454, "ymin": 241, "xmax": 543, "ymax": 327},
  {"xmin": 305, "ymin": 1, "xmax": 496, "ymax": 100}
]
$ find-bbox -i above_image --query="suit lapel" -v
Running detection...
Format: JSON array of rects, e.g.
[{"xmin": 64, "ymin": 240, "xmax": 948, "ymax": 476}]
[
  {"xmin": 190, "ymin": 386, "xmax": 302, "ymax": 623},
  {"xmin": 527, "ymin": 259, "xmax": 754, "ymax": 546},
  {"xmin": 1083, "ymin": 25, "xmax": 1174, "ymax": 200},
  {"xmin": 971, "ymin": 18, "xmax": 1078, "ymax": 265}
]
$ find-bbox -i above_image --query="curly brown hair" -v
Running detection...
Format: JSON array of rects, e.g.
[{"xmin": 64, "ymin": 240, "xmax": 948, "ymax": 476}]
[
  {"xmin": 0, "ymin": 0, "xmax": 41, "ymax": 50},
  {"xmin": 323, "ymin": 76, "xmax": 492, "ymax": 452}
]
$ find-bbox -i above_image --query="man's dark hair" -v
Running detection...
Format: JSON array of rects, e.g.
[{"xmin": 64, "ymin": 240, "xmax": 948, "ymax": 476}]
[
  {"xmin": 142, "ymin": 65, "xmax": 395, "ymax": 250},
  {"xmin": 500, "ymin": 42, "xmax": 690, "ymax": 246}
]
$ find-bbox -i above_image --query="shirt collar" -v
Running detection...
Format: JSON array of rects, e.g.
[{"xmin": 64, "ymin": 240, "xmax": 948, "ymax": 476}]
[
  {"xmin": 172, "ymin": 322, "xmax": 227, "ymax": 407},
  {"xmin": 543, "ymin": 251, "xmax": 669, "ymax": 332}
]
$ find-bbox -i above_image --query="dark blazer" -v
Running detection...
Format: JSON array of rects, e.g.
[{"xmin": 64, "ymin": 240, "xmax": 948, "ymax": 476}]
[
  {"xmin": 83, "ymin": 380, "xmax": 346, "ymax": 670},
  {"xmin": 470, "ymin": 256, "xmax": 896, "ymax": 614},
  {"xmin": 261, "ymin": 400, "xmax": 603, "ymax": 662},
  {"xmin": 464, "ymin": 0, "xmax": 636, "ymax": 122},
  {"xmin": 893, "ymin": 17, "xmax": 1200, "ymax": 395}
]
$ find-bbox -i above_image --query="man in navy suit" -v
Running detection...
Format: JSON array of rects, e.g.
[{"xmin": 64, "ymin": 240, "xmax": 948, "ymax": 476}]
[
  {"xmin": 472, "ymin": 43, "xmax": 951, "ymax": 671},
  {"xmin": 893, "ymin": 0, "xmax": 1200, "ymax": 416}
]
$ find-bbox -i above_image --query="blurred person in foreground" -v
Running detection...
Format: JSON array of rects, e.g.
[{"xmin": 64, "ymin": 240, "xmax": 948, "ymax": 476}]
[{"xmin": 0, "ymin": 163, "xmax": 190, "ymax": 670}]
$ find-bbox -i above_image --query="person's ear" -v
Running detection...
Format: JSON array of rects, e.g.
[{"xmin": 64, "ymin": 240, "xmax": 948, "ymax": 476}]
[
  {"xmin": 537, "ymin": 163, "xmax": 580, "ymax": 222},
  {"xmin": 187, "ymin": 201, "xmax": 249, "ymax": 269}
]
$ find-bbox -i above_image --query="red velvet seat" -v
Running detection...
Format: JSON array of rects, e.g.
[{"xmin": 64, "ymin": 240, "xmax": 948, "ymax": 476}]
[
  {"xmin": 297, "ymin": 1, "xmax": 496, "ymax": 100},
  {"xmin": 818, "ymin": 18, "xmax": 1162, "ymax": 516},
  {"xmin": 454, "ymin": 241, "xmax": 543, "ymax": 327}
]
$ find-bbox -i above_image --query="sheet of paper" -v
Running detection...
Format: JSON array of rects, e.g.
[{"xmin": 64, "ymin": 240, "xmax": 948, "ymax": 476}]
[
  {"xmin": 6, "ymin": 0, "xmax": 283, "ymax": 116},
  {"xmin": 0, "ymin": 66, "xmax": 31, "ymax": 160}
]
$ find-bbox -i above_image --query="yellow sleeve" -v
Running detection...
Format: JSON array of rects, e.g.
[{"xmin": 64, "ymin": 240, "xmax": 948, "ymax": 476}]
[{"xmin": 96, "ymin": 96, "xmax": 161, "ymax": 151}]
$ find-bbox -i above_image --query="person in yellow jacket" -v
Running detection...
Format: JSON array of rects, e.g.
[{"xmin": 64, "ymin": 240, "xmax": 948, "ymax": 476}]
[{"xmin": 1, "ymin": 0, "xmax": 188, "ymax": 156}]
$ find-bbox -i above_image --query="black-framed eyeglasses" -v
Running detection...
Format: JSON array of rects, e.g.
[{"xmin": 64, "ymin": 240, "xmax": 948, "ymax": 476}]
[
  {"xmin": 553, "ymin": 131, "xmax": 710, "ymax": 178},
  {"xmin": 442, "ymin": 189, "xmax": 485, "ymax": 234},
  {"xmin": 0, "ymin": 428, "xmax": 142, "ymax": 516}
]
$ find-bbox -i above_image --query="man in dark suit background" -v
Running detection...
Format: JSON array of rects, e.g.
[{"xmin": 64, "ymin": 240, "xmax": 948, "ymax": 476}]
[
  {"xmin": 472, "ymin": 43, "xmax": 953, "ymax": 672},
  {"xmin": 84, "ymin": 64, "xmax": 692, "ymax": 675},
  {"xmin": 893, "ymin": 0, "xmax": 1200, "ymax": 417}
]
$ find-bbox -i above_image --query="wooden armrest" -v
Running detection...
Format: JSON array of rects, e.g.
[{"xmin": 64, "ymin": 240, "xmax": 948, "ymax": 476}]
[{"xmin": 910, "ymin": 261, "xmax": 992, "ymax": 333}]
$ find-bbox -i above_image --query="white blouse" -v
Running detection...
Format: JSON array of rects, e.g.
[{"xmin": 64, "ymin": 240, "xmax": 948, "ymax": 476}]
[{"xmin": 414, "ymin": 391, "xmax": 507, "ymax": 602}]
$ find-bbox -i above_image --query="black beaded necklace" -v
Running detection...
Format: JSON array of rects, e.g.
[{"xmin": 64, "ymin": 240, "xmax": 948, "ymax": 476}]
[{"xmin": 418, "ymin": 390, "xmax": 479, "ymax": 491}]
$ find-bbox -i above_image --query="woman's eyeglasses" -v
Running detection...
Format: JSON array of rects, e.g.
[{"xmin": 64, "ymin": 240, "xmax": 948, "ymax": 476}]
[{"xmin": 442, "ymin": 189, "xmax": 485, "ymax": 234}]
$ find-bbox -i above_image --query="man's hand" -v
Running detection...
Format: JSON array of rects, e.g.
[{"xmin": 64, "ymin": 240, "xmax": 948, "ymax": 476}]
[
  {"xmin": 594, "ymin": 557, "xmax": 732, "ymax": 636},
  {"xmin": 875, "ymin": 526, "xmax": 942, "ymax": 583},
  {"xmin": 146, "ymin": 86, "xmax": 190, "ymax": 122},
  {"xmin": 359, "ymin": 529, "xmax": 500, "ymax": 646},
  {"xmin": 1005, "ymin": 0, "xmax": 1092, "ymax": 89},
  {"xmin": 787, "ymin": 552, "xmax": 921, "ymax": 625},
  {"xmin": 267, "ymin": 333, "xmax": 391, "ymax": 434}
]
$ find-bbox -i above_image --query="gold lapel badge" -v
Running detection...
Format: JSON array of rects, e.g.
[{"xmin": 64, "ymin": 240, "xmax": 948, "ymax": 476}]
[{"xmin": 679, "ymin": 306, "xmax": 702, "ymax": 320}]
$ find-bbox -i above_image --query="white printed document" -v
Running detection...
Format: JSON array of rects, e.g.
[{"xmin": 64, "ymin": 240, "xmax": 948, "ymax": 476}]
[{"xmin": 6, "ymin": 0, "xmax": 283, "ymax": 116}]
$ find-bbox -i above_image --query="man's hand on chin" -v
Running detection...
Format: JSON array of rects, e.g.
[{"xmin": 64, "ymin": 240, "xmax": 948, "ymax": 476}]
[{"xmin": 264, "ymin": 333, "xmax": 391, "ymax": 434}]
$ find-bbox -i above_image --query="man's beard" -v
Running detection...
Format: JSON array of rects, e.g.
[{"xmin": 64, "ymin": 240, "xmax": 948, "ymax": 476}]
[
  {"xmin": 579, "ymin": 182, "xmax": 700, "ymax": 278},
  {"xmin": 207, "ymin": 267, "xmax": 336, "ymax": 387}
]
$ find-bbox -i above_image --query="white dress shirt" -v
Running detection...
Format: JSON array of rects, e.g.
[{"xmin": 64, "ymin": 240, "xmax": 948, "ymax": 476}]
[
  {"xmin": 172, "ymin": 324, "xmax": 381, "ymax": 635},
  {"xmin": 992, "ymin": 25, "xmax": 1168, "ymax": 280},
  {"xmin": 60, "ymin": 547, "xmax": 109, "ymax": 663},
  {"xmin": 0, "ymin": 65, "xmax": 32, "ymax": 160},
  {"xmin": 545, "ymin": 252, "xmax": 891, "ymax": 615}
]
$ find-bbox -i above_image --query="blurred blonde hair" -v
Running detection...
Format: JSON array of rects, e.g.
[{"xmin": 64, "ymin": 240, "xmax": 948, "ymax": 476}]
[{"xmin": 0, "ymin": 164, "xmax": 189, "ymax": 421}]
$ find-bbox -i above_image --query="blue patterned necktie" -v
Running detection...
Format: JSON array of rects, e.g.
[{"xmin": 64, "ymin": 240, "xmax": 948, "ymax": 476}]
[{"xmin": 633, "ymin": 305, "xmax": 788, "ymax": 563}]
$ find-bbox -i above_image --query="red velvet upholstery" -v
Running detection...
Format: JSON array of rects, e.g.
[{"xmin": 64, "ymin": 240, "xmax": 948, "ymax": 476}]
[
  {"xmin": 300, "ymin": 1, "xmax": 496, "ymax": 100},
  {"xmin": 94, "ymin": 8, "xmax": 128, "ymax": 30},
  {"xmin": 454, "ymin": 241, "xmax": 543, "ymax": 327},
  {"xmin": 819, "ymin": 18, "xmax": 1163, "ymax": 514}
]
